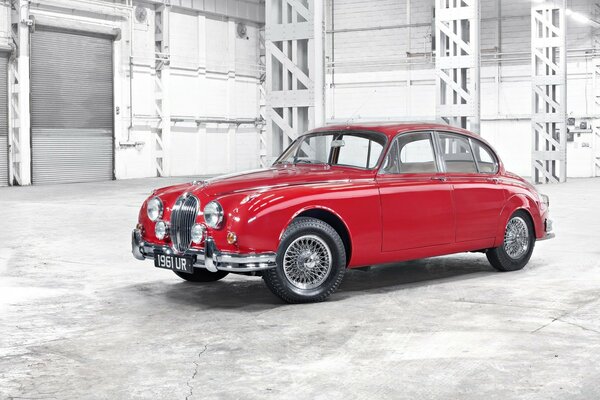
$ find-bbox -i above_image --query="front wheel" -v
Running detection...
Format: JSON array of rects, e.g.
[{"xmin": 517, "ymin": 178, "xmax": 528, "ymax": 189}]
[
  {"xmin": 174, "ymin": 269, "xmax": 229, "ymax": 282},
  {"xmin": 487, "ymin": 210, "xmax": 535, "ymax": 272},
  {"xmin": 263, "ymin": 217, "xmax": 346, "ymax": 303}
]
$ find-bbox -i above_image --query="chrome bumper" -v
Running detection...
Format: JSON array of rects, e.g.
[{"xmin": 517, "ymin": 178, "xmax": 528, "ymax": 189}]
[
  {"xmin": 538, "ymin": 218, "xmax": 555, "ymax": 241},
  {"xmin": 131, "ymin": 229, "xmax": 276, "ymax": 273}
]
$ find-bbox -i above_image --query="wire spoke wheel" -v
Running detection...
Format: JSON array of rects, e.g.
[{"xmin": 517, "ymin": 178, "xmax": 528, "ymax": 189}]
[
  {"xmin": 503, "ymin": 216, "xmax": 530, "ymax": 260},
  {"xmin": 283, "ymin": 235, "xmax": 332, "ymax": 290}
]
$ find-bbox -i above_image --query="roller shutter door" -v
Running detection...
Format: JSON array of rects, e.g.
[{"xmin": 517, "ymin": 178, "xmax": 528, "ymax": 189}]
[
  {"xmin": 31, "ymin": 27, "xmax": 114, "ymax": 185},
  {"xmin": 0, "ymin": 55, "xmax": 7, "ymax": 187}
]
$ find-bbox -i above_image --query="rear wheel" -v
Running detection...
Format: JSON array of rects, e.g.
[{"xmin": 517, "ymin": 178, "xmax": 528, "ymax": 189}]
[
  {"xmin": 487, "ymin": 210, "xmax": 535, "ymax": 272},
  {"xmin": 263, "ymin": 217, "xmax": 346, "ymax": 303},
  {"xmin": 174, "ymin": 269, "xmax": 229, "ymax": 282}
]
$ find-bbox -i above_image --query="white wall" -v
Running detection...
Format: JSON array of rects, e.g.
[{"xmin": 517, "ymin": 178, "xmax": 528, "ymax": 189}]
[
  {"xmin": 119, "ymin": 4, "xmax": 262, "ymax": 179},
  {"xmin": 326, "ymin": 0, "xmax": 599, "ymax": 178}
]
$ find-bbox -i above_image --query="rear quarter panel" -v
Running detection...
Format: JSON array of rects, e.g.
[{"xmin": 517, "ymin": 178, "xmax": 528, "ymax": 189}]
[{"xmin": 494, "ymin": 176, "xmax": 546, "ymax": 246}]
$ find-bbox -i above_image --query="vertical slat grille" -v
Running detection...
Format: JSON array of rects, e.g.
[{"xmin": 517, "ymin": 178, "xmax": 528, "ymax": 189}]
[{"xmin": 170, "ymin": 194, "xmax": 200, "ymax": 253}]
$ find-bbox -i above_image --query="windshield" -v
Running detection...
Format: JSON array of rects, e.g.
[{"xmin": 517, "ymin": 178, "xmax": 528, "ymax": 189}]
[{"xmin": 274, "ymin": 131, "xmax": 387, "ymax": 169}]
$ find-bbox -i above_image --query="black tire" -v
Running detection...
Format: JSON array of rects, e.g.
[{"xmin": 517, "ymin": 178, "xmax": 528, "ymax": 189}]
[
  {"xmin": 174, "ymin": 269, "xmax": 229, "ymax": 282},
  {"xmin": 487, "ymin": 210, "xmax": 535, "ymax": 272},
  {"xmin": 263, "ymin": 217, "xmax": 346, "ymax": 303}
]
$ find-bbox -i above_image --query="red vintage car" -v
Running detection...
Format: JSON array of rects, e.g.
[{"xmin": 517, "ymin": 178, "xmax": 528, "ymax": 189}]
[{"xmin": 132, "ymin": 122, "xmax": 554, "ymax": 303}]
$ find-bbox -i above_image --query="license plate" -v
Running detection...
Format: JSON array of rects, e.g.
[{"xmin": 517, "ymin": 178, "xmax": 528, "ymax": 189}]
[{"xmin": 154, "ymin": 253, "xmax": 195, "ymax": 274}]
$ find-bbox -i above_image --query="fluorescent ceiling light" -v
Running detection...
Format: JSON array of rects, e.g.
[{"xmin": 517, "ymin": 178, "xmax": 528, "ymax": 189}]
[{"xmin": 566, "ymin": 9, "xmax": 592, "ymax": 24}]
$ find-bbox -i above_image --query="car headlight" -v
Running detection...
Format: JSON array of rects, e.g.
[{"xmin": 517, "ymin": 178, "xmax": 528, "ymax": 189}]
[
  {"xmin": 540, "ymin": 193, "xmax": 550, "ymax": 208},
  {"xmin": 203, "ymin": 201, "xmax": 224, "ymax": 229},
  {"xmin": 147, "ymin": 197, "xmax": 163, "ymax": 222},
  {"xmin": 191, "ymin": 224, "xmax": 206, "ymax": 244},
  {"xmin": 155, "ymin": 221, "xmax": 168, "ymax": 240}
]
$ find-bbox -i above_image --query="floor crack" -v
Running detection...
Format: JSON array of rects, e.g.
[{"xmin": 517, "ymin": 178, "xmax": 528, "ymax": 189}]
[
  {"xmin": 185, "ymin": 344, "xmax": 208, "ymax": 400},
  {"xmin": 531, "ymin": 295, "xmax": 600, "ymax": 334},
  {"xmin": 556, "ymin": 319, "xmax": 600, "ymax": 335}
]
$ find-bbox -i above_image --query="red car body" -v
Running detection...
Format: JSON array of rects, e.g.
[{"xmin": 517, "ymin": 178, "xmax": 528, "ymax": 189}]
[{"xmin": 133, "ymin": 122, "xmax": 553, "ymax": 301}]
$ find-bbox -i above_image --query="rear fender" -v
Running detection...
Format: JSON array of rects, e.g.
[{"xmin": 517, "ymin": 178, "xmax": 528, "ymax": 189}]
[{"xmin": 494, "ymin": 194, "xmax": 544, "ymax": 247}]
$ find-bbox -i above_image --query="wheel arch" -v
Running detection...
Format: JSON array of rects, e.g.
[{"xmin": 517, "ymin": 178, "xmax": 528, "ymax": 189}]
[
  {"xmin": 286, "ymin": 207, "xmax": 353, "ymax": 267},
  {"xmin": 494, "ymin": 194, "xmax": 543, "ymax": 246}
]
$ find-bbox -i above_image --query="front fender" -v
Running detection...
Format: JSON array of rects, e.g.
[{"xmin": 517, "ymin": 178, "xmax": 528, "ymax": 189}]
[{"xmin": 213, "ymin": 181, "xmax": 381, "ymax": 266}]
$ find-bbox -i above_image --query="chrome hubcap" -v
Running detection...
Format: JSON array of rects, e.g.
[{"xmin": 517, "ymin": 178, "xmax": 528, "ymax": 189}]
[
  {"xmin": 283, "ymin": 235, "xmax": 332, "ymax": 290},
  {"xmin": 504, "ymin": 216, "xmax": 530, "ymax": 259}
]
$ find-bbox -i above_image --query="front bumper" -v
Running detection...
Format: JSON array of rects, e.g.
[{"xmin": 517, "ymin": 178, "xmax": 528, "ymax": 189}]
[{"xmin": 132, "ymin": 229, "xmax": 276, "ymax": 273}]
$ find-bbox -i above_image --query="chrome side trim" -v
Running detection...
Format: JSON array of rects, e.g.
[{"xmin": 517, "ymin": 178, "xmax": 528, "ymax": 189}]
[{"xmin": 132, "ymin": 229, "xmax": 276, "ymax": 272}]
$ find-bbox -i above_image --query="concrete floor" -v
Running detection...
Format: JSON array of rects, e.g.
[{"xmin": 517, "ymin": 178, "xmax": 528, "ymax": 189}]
[{"xmin": 1, "ymin": 177, "xmax": 599, "ymax": 399}]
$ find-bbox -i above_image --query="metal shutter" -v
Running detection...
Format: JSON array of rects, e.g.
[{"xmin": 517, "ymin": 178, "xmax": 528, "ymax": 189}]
[
  {"xmin": 0, "ymin": 55, "xmax": 8, "ymax": 186},
  {"xmin": 31, "ymin": 27, "xmax": 114, "ymax": 185}
]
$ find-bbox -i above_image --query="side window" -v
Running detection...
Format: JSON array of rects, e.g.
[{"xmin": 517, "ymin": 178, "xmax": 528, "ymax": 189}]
[
  {"xmin": 438, "ymin": 133, "xmax": 478, "ymax": 173},
  {"xmin": 382, "ymin": 132, "xmax": 438, "ymax": 174},
  {"xmin": 471, "ymin": 139, "xmax": 499, "ymax": 174},
  {"xmin": 336, "ymin": 135, "xmax": 384, "ymax": 169}
]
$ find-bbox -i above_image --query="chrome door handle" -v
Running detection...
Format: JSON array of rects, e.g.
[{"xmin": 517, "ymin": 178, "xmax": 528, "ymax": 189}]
[
  {"xmin": 487, "ymin": 177, "xmax": 500, "ymax": 184},
  {"xmin": 431, "ymin": 176, "xmax": 448, "ymax": 182}
]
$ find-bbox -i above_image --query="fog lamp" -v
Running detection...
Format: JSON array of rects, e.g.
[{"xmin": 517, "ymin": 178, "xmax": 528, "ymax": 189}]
[
  {"xmin": 191, "ymin": 224, "xmax": 206, "ymax": 244},
  {"xmin": 155, "ymin": 221, "xmax": 168, "ymax": 240}
]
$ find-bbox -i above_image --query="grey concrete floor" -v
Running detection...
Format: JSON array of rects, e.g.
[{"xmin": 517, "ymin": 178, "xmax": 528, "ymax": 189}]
[{"xmin": 0, "ymin": 177, "xmax": 599, "ymax": 400}]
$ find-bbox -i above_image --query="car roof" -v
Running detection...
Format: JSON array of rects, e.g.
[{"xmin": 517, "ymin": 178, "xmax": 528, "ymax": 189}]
[{"xmin": 308, "ymin": 122, "xmax": 477, "ymax": 140}]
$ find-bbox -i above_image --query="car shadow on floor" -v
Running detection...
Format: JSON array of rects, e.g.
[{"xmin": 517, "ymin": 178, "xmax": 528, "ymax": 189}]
[
  {"xmin": 153, "ymin": 254, "xmax": 496, "ymax": 309},
  {"xmin": 340, "ymin": 255, "xmax": 495, "ymax": 294}
]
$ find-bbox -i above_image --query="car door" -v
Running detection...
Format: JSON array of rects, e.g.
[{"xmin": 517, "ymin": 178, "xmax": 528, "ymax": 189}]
[
  {"xmin": 434, "ymin": 131, "xmax": 506, "ymax": 243},
  {"xmin": 377, "ymin": 131, "xmax": 455, "ymax": 252}
]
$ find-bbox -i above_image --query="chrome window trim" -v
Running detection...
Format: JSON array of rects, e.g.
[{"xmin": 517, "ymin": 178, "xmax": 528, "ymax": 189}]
[
  {"xmin": 378, "ymin": 130, "xmax": 441, "ymax": 176},
  {"xmin": 468, "ymin": 137, "xmax": 500, "ymax": 175},
  {"xmin": 434, "ymin": 131, "xmax": 480, "ymax": 175}
]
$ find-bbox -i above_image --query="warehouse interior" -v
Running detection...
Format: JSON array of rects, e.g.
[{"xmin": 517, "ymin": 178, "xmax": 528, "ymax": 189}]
[{"xmin": 1, "ymin": 0, "xmax": 600, "ymax": 398}]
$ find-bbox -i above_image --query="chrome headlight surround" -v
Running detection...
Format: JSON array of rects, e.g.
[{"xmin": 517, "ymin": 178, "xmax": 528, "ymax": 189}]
[
  {"xmin": 203, "ymin": 201, "xmax": 224, "ymax": 229},
  {"xmin": 147, "ymin": 197, "xmax": 163, "ymax": 222},
  {"xmin": 155, "ymin": 220, "xmax": 169, "ymax": 240}
]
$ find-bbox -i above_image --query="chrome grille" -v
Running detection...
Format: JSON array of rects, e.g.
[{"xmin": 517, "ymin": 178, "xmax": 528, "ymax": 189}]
[{"xmin": 170, "ymin": 194, "xmax": 200, "ymax": 254}]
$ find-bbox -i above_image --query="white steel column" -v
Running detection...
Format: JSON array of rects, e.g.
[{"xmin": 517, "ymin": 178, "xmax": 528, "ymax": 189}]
[
  {"xmin": 593, "ymin": 58, "xmax": 600, "ymax": 177},
  {"xmin": 8, "ymin": 0, "xmax": 32, "ymax": 185},
  {"xmin": 258, "ymin": 26, "xmax": 268, "ymax": 168},
  {"xmin": 265, "ymin": 0, "xmax": 325, "ymax": 160},
  {"xmin": 531, "ymin": 2, "xmax": 567, "ymax": 184},
  {"xmin": 435, "ymin": 0, "xmax": 481, "ymax": 133},
  {"xmin": 154, "ymin": 3, "xmax": 171, "ymax": 177}
]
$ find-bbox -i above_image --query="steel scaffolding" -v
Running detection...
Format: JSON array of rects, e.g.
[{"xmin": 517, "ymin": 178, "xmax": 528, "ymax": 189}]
[
  {"xmin": 531, "ymin": 2, "xmax": 567, "ymax": 184},
  {"xmin": 258, "ymin": 26, "xmax": 268, "ymax": 168},
  {"xmin": 154, "ymin": 2, "xmax": 171, "ymax": 177},
  {"xmin": 8, "ymin": 0, "xmax": 32, "ymax": 185},
  {"xmin": 435, "ymin": 0, "xmax": 481, "ymax": 133},
  {"xmin": 264, "ymin": 0, "xmax": 324, "ymax": 161},
  {"xmin": 594, "ymin": 58, "xmax": 600, "ymax": 177}
]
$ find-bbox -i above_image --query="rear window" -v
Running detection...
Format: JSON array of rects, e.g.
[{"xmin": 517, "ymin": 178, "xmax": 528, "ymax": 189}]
[
  {"xmin": 471, "ymin": 139, "xmax": 499, "ymax": 174},
  {"xmin": 438, "ymin": 133, "xmax": 478, "ymax": 173}
]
